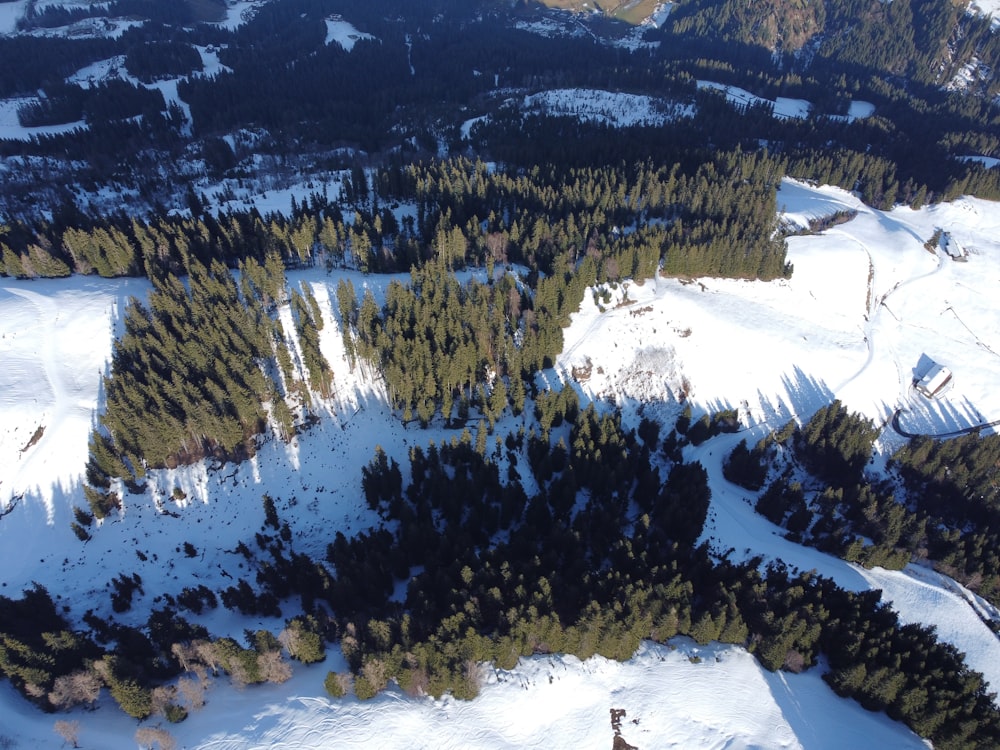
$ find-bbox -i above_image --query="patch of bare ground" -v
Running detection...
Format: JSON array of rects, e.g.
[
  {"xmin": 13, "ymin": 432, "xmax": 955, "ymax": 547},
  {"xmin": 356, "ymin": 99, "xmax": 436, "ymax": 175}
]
[
  {"xmin": 610, "ymin": 707, "xmax": 639, "ymax": 749},
  {"xmin": 20, "ymin": 424, "xmax": 44, "ymax": 453}
]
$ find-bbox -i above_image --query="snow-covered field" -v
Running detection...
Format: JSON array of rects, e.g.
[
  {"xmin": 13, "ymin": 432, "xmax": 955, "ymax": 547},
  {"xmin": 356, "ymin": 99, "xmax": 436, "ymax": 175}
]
[
  {"xmin": 697, "ymin": 81, "xmax": 812, "ymax": 119},
  {"xmin": 0, "ymin": 96, "xmax": 86, "ymax": 140},
  {"xmin": 0, "ymin": 638, "xmax": 930, "ymax": 749},
  {"xmin": 969, "ymin": 0, "xmax": 1000, "ymax": 28},
  {"xmin": 696, "ymin": 82, "xmax": 877, "ymax": 123},
  {"xmin": 522, "ymin": 88, "xmax": 694, "ymax": 127},
  {"xmin": 2, "ymin": 180, "xmax": 1000, "ymax": 746},
  {"xmin": 325, "ymin": 16, "xmax": 375, "ymax": 51}
]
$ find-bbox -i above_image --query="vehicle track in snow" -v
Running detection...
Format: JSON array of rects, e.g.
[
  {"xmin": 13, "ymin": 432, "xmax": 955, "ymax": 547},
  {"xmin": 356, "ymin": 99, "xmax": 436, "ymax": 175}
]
[
  {"xmin": 825, "ymin": 223, "xmax": 944, "ymax": 403},
  {"xmin": 4, "ymin": 287, "xmax": 82, "ymax": 519}
]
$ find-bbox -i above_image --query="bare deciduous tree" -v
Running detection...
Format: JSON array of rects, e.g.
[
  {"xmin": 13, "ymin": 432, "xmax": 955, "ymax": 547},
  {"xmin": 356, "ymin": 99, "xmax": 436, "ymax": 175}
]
[
  {"xmin": 259, "ymin": 649, "xmax": 292, "ymax": 684},
  {"xmin": 134, "ymin": 726, "xmax": 175, "ymax": 750},
  {"xmin": 150, "ymin": 685, "xmax": 177, "ymax": 717},
  {"xmin": 49, "ymin": 670, "xmax": 101, "ymax": 710},
  {"xmin": 361, "ymin": 657, "xmax": 388, "ymax": 694},
  {"xmin": 176, "ymin": 676, "xmax": 206, "ymax": 711},
  {"xmin": 53, "ymin": 720, "xmax": 80, "ymax": 748}
]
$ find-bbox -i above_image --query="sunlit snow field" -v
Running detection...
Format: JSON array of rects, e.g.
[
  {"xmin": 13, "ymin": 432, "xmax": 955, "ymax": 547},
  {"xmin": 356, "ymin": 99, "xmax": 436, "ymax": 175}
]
[{"xmin": 2, "ymin": 180, "xmax": 998, "ymax": 747}]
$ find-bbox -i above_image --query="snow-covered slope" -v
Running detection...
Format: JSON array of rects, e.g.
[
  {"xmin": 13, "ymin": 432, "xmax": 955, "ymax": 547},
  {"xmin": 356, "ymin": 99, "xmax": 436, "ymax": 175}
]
[
  {"xmin": 2, "ymin": 180, "xmax": 1000, "ymax": 746},
  {"xmin": 558, "ymin": 179, "xmax": 1000, "ymax": 443},
  {"xmin": 969, "ymin": 0, "xmax": 1000, "ymax": 28},
  {"xmin": 0, "ymin": 638, "xmax": 930, "ymax": 749}
]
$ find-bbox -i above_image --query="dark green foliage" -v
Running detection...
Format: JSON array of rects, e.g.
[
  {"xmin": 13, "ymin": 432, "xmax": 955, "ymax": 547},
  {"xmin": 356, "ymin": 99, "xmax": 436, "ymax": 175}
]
[
  {"xmin": 124, "ymin": 39, "xmax": 202, "ymax": 83},
  {"xmin": 290, "ymin": 287, "xmax": 333, "ymax": 397},
  {"xmin": 687, "ymin": 408, "xmax": 742, "ymax": 446},
  {"xmin": 894, "ymin": 432, "xmax": 1000, "ymax": 525},
  {"xmin": 110, "ymin": 573, "xmax": 143, "ymax": 613},
  {"xmin": 262, "ymin": 494, "xmax": 280, "ymax": 530},
  {"xmin": 164, "ymin": 702, "xmax": 188, "ymax": 723},
  {"xmin": 796, "ymin": 401, "xmax": 879, "ymax": 487},
  {"xmin": 889, "ymin": 432, "xmax": 1000, "ymax": 602},
  {"xmin": 324, "ymin": 670, "xmax": 347, "ymax": 698},
  {"xmin": 106, "ymin": 672, "xmax": 152, "ymax": 719},
  {"xmin": 176, "ymin": 585, "xmax": 217, "ymax": 615},
  {"xmin": 72, "ymin": 506, "xmax": 93, "ymax": 528},
  {"xmin": 752, "ymin": 407, "xmax": 1000, "ymax": 607},
  {"xmin": 96, "ymin": 255, "xmax": 285, "ymax": 472},
  {"xmin": 0, "ymin": 585, "xmax": 101, "ymax": 710},
  {"xmin": 723, "ymin": 439, "xmax": 768, "ymax": 490},
  {"xmin": 281, "ymin": 616, "xmax": 326, "ymax": 664},
  {"xmin": 70, "ymin": 522, "xmax": 91, "ymax": 542},
  {"xmin": 326, "ymin": 421, "xmax": 1000, "ymax": 745}
]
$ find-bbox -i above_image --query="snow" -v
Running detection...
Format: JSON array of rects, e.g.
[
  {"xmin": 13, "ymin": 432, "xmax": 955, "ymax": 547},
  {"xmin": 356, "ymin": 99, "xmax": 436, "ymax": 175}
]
[
  {"xmin": 195, "ymin": 45, "xmax": 231, "ymax": 78},
  {"xmin": 324, "ymin": 16, "xmax": 375, "ymax": 51},
  {"xmin": 2, "ymin": 180, "xmax": 1000, "ymax": 744},
  {"xmin": 26, "ymin": 16, "xmax": 142, "ymax": 39},
  {"xmin": 212, "ymin": 0, "xmax": 271, "ymax": 31},
  {"xmin": 65, "ymin": 55, "xmax": 126, "ymax": 88},
  {"xmin": 847, "ymin": 100, "xmax": 876, "ymax": 119},
  {"xmin": 959, "ymin": 154, "xmax": 1000, "ymax": 168},
  {"xmin": 826, "ymin": 100, "xmax": 877, "ymax": 123},
  {"xmin": 553, "ymin": 178, "xmax": 1000, "ymax": 691},
  {"xmin": 697, "ymin": 81, "xmax": 811, "ymax": 119},
  {"xmin": 460, "ymin": 114, "xmax": 489, "ymax": 140},
  {"xmin": 857, "ymin": 565, "xmax": 1000, "ymax": 691},
  {"xmin": 645, "ymin": 2, "xmax": 675, "ymax": 27},
  {"xmin": 560, "ymin": 178, "xmax": 1000, "ymax": 442},
  {"xmin": 969, "ymin": 0, "xmax": 1000, "ymax": 28},
  {"xmin": 0, "ymin": 96, "xmax": 87, "ymax": 140},
  {"xmin": 521, "ymin": 88, "xmax": 694, "ymax": 127},
  {"xmin": 63, "ymin": 46, "xmax": 229, "ymax": 137},
  {"xmin": 0, "ymin": 0, "xmax": 26, "ymax": 35},
  {"xmin": 177, "ymin": 640, "xmax": 925, "ymax": 750},
  {"xmin": 0, "ymin": 638, "xmax": 929, "ymax": 749}
]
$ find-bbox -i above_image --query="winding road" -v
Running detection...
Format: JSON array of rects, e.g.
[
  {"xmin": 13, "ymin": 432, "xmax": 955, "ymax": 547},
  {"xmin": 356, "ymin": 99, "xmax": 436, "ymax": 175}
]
[{"xmin": 890, "ymin": 408, "xmax": 1000, "ymax": 439}]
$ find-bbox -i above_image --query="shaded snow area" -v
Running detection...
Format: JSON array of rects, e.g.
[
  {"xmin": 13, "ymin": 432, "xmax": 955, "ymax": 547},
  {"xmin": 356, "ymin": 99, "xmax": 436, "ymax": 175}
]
[
  {"xmin": 959, "ymin": 154, "xmax": 1000, "ymax": 168},
  {"xmin": 0, "ymin": 96, "xmax": 86, "ymax": 140},
  {"xmin": 824, "ymin": 100, "xmax": 877, "ymax": 123},
  {"xmin": 512, "ymin": 13, "xmax": 661, "ymax": 50},
  {"xmin": 212, "ymin": 0, "xmax": 272, "ymax": 30},
  {"xmin": 0, "ymin": 0, "xmax": 27, "ymax": 35},
  {"xmin": 324, "ymin": 15, "xmax": 375, "ymax": 51},
  {"xmin": 697, "ymin": 81, "xmax": 811, "ymax": 119},
  {"xmin": 3, "ymin": 181, "xmax": 1000, "ymax": 745},
  {"xmin": 463, "ymin": 88, "xmax": 693, "ymax": 139},
  {"xmin": 645, "ymin": 2, "xmax": 675, "ymax": 27},
  {"xmin": 521, "ymin": 89, "xmax": 694, "ymax": 127},
  {"xmin": 58, "ymin": 44, "xmax": 230, "ymax": 138}
]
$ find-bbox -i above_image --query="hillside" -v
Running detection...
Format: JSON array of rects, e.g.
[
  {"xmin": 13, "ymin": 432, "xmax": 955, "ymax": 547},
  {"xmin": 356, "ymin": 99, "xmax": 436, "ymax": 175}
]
[
  {"xmin": 2, "ymin": 0, "xmax": 1000, "ymax": 747},
  {"xmin": 2, "ymin": 178, "xmax": 1000, "ymax": 747}
]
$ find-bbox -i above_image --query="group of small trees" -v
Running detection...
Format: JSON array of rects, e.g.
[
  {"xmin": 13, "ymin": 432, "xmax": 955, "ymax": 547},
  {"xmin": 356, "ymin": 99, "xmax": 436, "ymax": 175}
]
[{"xmin": 82, "ymin": 251, "xmax": 333, "ymax": 513}]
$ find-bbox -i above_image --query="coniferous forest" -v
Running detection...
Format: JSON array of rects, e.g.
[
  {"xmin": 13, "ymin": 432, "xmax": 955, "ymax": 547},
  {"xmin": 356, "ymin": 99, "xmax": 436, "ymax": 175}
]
[{"xmin": 2, "ymin": 0, "xmax": 1000, "ymax": 746}]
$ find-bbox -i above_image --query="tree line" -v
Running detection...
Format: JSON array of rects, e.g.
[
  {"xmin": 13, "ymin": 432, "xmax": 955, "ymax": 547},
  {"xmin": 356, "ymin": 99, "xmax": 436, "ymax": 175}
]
[
  {"xmin": 725, "ymin": 402, "xmax": 1000, "ymax": 605},
  {"xmin": 80, "ymin": 250, "xmax": 332, "ymax": 521}
]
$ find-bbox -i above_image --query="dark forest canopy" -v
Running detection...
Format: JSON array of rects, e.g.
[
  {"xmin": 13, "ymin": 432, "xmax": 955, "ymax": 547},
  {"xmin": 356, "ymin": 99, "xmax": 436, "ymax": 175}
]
[{"xmin": 0, "ymin": 0, "xmax": 998, "ymax": 221}]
